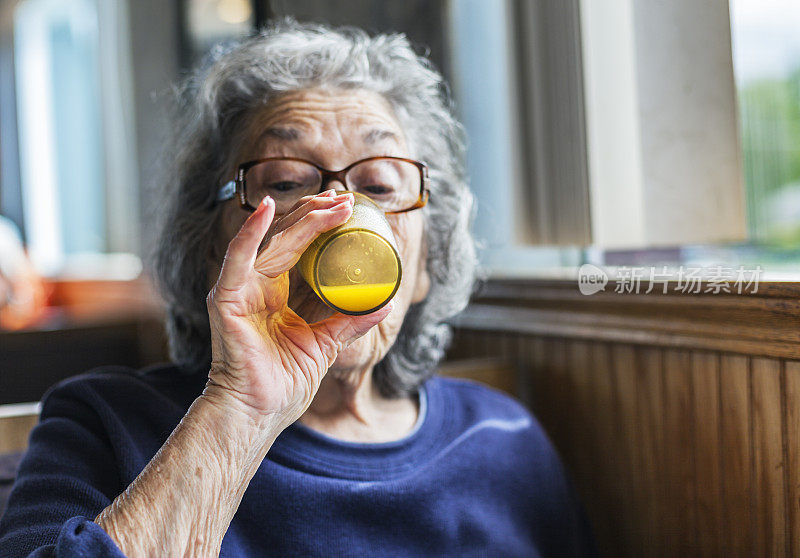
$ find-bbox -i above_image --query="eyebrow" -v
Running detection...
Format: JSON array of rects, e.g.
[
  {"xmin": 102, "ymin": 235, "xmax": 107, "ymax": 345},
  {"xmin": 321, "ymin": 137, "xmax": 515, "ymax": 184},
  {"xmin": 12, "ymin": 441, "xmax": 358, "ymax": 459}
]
[
  {"xmin": 363, "ymin": 129, "xmax": 399, "ymax": 144},
  {"xmin": 261, "ymin": 127, "xmax": 302, "ymax": 141},
  {"xmin": 259, "ymin": 126, "xmax": 398, "ymax": 145}
]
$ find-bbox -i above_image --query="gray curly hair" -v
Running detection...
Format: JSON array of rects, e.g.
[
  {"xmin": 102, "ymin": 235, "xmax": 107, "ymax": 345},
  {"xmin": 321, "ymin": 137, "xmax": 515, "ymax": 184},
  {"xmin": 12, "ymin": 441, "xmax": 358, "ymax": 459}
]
[{"xmin": 153, "ymin": 19, "xmax": 477, "ymax": 397}]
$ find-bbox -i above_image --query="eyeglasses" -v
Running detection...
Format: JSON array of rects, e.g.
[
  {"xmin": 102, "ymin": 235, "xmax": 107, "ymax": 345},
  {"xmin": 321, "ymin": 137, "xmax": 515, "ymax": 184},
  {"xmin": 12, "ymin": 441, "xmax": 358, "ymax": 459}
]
[{"xmin": 217, "ymin": 156, "xmax": 430, "ymax": 214}]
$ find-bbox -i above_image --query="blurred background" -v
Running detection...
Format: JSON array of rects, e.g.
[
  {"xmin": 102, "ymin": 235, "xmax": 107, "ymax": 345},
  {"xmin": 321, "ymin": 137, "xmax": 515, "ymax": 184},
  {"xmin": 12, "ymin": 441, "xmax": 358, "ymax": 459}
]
[
  {"xmin": 3, "ymin": 1, "xmax": 800, "ymax": 554},
  {"xmin": 2, "ymin": 0, "xmax": 799, "ymax": 289},
  {"xmin": 2, "ymin": 0, "xmax": 799, "ymax": 283}
]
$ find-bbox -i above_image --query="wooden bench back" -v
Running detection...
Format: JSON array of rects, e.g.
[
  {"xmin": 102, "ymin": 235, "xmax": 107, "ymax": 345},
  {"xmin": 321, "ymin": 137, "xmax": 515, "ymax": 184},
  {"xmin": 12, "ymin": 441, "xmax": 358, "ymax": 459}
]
[{"xmin": 0, "ymin": 403, "xmax": 39, "ymax": 454}]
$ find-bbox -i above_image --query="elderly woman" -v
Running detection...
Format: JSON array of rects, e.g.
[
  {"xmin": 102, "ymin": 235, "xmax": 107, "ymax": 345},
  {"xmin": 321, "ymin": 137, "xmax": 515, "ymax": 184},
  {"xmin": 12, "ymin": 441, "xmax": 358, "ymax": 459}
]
[{"xmin": 0, "ymin": 21, "xmax": 593, "ymax": 557}]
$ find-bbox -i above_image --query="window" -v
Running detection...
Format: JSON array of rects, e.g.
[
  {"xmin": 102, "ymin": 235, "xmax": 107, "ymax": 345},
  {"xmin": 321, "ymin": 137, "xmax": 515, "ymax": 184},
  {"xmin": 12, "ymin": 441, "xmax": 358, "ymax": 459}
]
[
  {"xmin": 7, "ymin": 1, "xmax": 796, "ymax": 281},
  {"xmin": 450, "ymin": 0, "xmax": 800, "ymax": 279},
  {"xmin": 448, "ymin": 0, "xmax": 586, "ymax": 274},
  {"xmin": 730, "ymin": 0, "xmax": 800, "ymax": 245},
  {"xmin": 14, "ymin": 0, "xmax": 105, "ymax": 272},
  {"xmin": 2, "ymin": 0, "xmax": 139, "ymax": 277}
]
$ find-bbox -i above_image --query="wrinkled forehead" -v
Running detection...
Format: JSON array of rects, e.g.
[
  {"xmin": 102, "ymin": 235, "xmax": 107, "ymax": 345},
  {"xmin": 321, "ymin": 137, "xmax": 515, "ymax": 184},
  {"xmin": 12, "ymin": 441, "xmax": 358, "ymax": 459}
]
[{"xmin": 236, "ymin": 88, "xmax": 410, "ymax": 163}]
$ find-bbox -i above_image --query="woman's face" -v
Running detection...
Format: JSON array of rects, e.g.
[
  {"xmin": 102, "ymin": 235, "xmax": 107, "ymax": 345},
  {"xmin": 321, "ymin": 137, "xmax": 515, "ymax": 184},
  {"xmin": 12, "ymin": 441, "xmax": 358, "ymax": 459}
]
[{"xmin": 215, "ymin": 88, "xmax": 430, "ymax": 377}]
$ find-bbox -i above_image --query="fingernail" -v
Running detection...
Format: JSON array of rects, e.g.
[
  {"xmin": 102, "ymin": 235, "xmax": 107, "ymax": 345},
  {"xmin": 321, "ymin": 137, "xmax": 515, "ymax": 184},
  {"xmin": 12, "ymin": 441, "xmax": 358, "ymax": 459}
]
[{"xmin": 261, "ymin": 195, "xmax": 273, "ymax": 207}]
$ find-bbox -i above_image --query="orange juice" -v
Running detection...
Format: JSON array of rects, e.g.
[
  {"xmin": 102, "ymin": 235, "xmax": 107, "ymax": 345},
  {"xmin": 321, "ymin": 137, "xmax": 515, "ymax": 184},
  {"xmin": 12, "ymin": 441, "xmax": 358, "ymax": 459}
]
[
  {"xmin": 318, "ymin": 282, "xmax": 397, "ymax": 313},
  {"xmin": 297, "ymin": 193, "xmax": 401, "ymax": 315}
]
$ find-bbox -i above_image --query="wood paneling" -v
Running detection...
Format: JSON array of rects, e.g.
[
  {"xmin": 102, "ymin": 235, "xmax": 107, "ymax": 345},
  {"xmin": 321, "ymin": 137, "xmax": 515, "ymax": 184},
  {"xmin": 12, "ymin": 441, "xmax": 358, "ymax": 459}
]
[
  {"xmin": 436, "ymin": 357, "xmax": 516, "ymax": 396},
  {"xmin": 662, "ymin": 349, "xmax": 696, "ymax": 554},
  {"xmin": 612, "ymin": 345, "xmax": 647, "ymax": 557},
  {"xmin": 0, "ymin": 414, "xmax": 38, "ymax": 454},
  {"xmin": 0, "ymin": 277, "xmax": 167, "ymax": 405},
  {"xmin": 751, "ymin": 358, "xmax": 786, "ymax": 555},
  {"xmin": 446, "ymin": 279, "xmax": 800, "ymax": 557},
  {"xmin": 719, "ymin": 354, "xmax": 753, "ymax": 556},
  {"xmin": 0, "ymin": 317, "xmax": 167, "ymax": 405},
  {"xmin": 785, "ymin": 361, "xmax": 800, "ymax": 557},
  {"xmin": 456, "ymin": 280, "xmax": 800, "ymax": 360},
  {"xmin": 690, "ymin": 352, "xmax": 724, "ymax": 556}
]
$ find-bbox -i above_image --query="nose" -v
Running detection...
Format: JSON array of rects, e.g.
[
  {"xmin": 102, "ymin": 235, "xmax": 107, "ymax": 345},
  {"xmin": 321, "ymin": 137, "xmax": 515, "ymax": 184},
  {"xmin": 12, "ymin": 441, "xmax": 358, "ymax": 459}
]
[{"xmin": 320, "ymin": 176, "xmax": 348, "ymax": 192}]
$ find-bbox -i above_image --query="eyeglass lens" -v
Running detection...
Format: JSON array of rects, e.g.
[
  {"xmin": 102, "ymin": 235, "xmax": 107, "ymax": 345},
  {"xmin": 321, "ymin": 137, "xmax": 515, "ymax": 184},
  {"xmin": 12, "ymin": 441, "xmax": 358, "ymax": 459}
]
[{"xmin": 245, "ymin": 159, "xmax": 421, "ymax": 213}]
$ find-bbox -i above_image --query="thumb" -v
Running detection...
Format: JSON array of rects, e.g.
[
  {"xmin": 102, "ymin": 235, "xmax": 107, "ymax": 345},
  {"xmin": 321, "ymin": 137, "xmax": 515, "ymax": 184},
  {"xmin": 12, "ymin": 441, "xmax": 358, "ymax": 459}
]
[{"xmin": 310, "ymin": 303, "xmax": 393, "ymax": 359}]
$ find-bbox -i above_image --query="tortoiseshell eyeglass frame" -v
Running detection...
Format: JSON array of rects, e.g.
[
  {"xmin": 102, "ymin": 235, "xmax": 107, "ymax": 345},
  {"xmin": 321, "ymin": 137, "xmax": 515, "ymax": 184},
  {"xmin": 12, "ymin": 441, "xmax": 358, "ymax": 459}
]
[{"xmin": 216, "ymin": 155, "xmax": 430, "ymax": 214}]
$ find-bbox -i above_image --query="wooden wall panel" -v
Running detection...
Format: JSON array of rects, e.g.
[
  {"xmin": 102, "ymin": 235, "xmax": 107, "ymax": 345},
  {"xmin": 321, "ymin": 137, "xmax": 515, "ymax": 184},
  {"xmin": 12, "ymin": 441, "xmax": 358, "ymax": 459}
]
[
  {"xmin": 563, "ymin": 342, "xmax": 591, "ymax": 495},
  {"xmin": 0, "ymin": 414, "xmax": 38, "ymax": 454},
  {"xmin": 785, "ymin": 361, "xmax": 800, "ymax": 557},
  {"xmin": 662, "ymin": 349, "xmax": 697, "ymax": 555},
  {"xmin": 586, "ymin": 343, "xmax": 624, "ymax": 557},
  {"xmin": 633, "ymin": 347, "xmax": 666, "ymax": 556},
  {"xmin": 690, "ymin": 352, "xmax": 724, "ymax": 556},
  {"xmin": 750, "ymin": 358, "xmax": 786, "ymax": 555},
  {"xmin": 445, "ymin": 328, "xmax": 800, "ymax": 557},
  {"xmin": 606, "ymin": 345, "xmax": 641, "ymax": 555},
  {"xmin": 444, "ymin": 280, "xmax": 800, "ymax": 556},
  {"xmin": 718, "ymin": 354, "xmax": 754, "ymax": 556}
]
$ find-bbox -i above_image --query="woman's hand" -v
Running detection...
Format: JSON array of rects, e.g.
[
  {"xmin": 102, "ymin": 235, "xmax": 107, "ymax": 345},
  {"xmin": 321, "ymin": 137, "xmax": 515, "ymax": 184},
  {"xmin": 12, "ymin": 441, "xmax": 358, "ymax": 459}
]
[
  {"xmin": 202, "ymin": 190, "xmax": 392, "ymax": 429},
  {"xmin": 97, "ymin": 193, "xmax": 389, "ymax": 557}
]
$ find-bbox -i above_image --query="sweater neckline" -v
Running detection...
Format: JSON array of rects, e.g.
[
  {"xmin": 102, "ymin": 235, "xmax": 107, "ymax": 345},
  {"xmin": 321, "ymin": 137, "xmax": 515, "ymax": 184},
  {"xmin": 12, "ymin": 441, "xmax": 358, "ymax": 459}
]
[
  {"xmin": 289, "ymin": 381, "xmax": 429, "ymax": 445},
  {"xmin": 267, "ymin": 376, "xmax": 450, "ymax": 481}
]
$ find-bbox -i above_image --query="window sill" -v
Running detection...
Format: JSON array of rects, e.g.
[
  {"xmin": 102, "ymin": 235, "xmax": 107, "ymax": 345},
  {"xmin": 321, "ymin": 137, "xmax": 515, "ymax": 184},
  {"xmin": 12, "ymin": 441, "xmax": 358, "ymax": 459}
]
[
  {"xmin": 454, "ymin": 277, "xmax": 800, "ymax": 360},
  {"xmin": 479, "ymin": 241, "xmax": 800, "ymax": 282}
]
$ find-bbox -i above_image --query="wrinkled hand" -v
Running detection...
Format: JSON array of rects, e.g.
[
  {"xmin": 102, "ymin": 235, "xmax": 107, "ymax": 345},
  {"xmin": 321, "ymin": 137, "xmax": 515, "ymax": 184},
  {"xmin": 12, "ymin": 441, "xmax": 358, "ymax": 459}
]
[{"xmin": 203, "ymin": 190, "xmax": 392, "ymax": 428}]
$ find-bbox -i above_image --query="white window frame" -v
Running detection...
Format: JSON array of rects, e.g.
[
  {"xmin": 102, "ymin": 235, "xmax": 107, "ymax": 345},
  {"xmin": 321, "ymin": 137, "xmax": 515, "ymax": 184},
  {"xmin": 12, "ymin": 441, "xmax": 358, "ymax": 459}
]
[{"xmin": 0, "ymin": 0, "xmax": 140, "ymax": 278}]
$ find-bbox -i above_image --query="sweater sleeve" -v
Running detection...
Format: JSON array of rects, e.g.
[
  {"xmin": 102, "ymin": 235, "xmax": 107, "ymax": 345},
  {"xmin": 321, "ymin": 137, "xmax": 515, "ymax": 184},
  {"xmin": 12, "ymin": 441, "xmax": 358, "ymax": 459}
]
[{"xmin": 0, "ymin": 381, "xmax": 127, "ymax": 558}]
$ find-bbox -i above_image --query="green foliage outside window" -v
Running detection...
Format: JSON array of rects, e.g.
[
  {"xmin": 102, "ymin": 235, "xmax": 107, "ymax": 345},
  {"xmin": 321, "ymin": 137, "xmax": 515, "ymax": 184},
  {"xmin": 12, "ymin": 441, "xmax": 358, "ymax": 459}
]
[{"xmin": 739, "ymin": 67, "xmax": 800, "ymax": 245}]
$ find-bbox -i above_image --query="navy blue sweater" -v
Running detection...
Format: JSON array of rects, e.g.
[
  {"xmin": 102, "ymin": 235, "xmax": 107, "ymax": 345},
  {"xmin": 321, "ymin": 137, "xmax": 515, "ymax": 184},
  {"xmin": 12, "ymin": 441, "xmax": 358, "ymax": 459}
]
[{"xmin": 0, "ymin": 364, "xmax": 594, "ymax": 557}]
